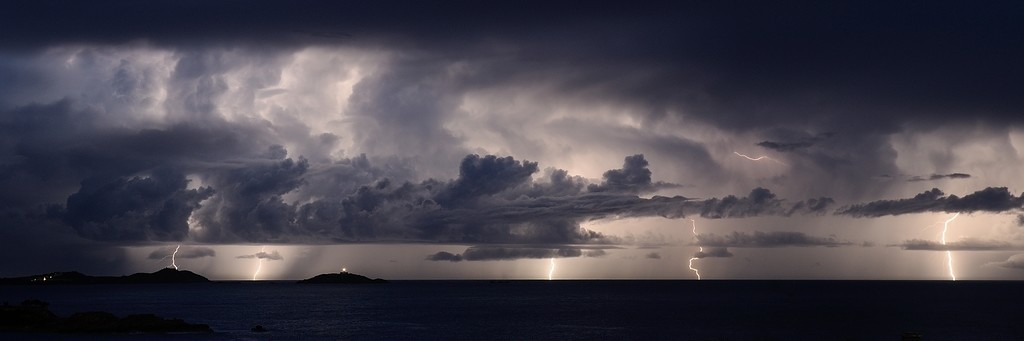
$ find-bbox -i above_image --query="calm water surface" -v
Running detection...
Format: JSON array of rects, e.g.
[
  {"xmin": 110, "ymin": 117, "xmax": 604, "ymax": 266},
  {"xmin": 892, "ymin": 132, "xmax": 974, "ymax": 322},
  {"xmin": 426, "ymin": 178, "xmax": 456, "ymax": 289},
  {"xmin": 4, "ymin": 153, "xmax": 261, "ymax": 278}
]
[{"xmin": 2, "ymin": 280, "xmax": 1022, "ymax": 340}]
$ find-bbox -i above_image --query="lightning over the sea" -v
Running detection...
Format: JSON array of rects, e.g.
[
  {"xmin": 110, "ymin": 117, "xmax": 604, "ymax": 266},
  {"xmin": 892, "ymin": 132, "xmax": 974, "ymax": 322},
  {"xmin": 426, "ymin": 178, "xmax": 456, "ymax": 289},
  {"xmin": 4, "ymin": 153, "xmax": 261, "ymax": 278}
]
[
  {"xmin": 733, "ymin": 151, "xmax": 787, "ymax": 165},
  {"xmin": 688, "ymin": 219, "xmax": 702, "ymax": 280},
  {"xmin": 942, "ymin": 213, "xmax": 960, "ymax": 281},
  {"xmin": 548, "ymin": 258, "xmax": 555, "ymax": 280},
  {"xmin": 170, "ymin": 244, "xmax": 180, "ymax": 270},
  {"xmin": 253, "ymin": 246, "xmax": 266, "ymax": 281}
]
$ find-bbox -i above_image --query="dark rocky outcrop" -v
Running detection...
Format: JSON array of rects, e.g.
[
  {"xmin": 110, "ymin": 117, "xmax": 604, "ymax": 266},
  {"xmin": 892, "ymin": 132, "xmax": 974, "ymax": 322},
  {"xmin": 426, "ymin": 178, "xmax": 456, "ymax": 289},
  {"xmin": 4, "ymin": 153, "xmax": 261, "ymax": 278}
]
[
  {"xmin": 0, "ymin": 300, "xmax": 212, "ymax": 334},
  {"xmin": 298, "ymin": 272, "xmax": 387, "ymax": 284}
]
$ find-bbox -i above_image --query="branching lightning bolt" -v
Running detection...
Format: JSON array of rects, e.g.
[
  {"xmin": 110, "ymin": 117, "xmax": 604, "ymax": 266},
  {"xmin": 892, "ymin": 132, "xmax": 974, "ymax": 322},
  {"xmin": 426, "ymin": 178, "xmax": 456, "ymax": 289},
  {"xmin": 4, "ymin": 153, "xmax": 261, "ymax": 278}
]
[
  {"xmin": 687, "ymin": 219, "xmax": 702, "ymax": 280},
  {"xmin": 733, "ymin": 151, "xmax": 787, "ymax": 165},
  {"xmin": 548, "ymin": 258, "xmax": 555, "ymax": 280},
  {"xmin": 252, "ymin": 246, "xmax": 266, "ymax": 281},
  {"xmin": 170, "ymin": 244, "xmax": 180, "ymax": 270},
  {"xmin": 941, "ymin": 213, "xmax": 960, "ymax": 281}
]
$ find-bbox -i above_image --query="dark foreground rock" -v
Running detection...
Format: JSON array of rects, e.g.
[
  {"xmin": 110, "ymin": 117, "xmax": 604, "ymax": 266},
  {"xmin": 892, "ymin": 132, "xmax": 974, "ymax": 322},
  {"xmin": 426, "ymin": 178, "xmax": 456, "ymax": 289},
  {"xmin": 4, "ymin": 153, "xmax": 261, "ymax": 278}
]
[
  {"xmin": 0, "ymin": 300, "xmax": 212, "ymax": 334},
  {"xmin": 298, "ymin": 272, "xmax": 387, "ymax": 284},
  {"xmin": 0, "ymin": 268, "xmax": 210, "ymax": 285}
]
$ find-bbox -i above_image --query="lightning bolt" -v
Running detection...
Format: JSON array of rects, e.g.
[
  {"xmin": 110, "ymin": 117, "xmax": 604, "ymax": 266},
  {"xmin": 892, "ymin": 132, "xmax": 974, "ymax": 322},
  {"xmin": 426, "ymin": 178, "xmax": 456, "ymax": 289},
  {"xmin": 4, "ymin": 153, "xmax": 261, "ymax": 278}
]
[
  {"xmin": 733, "ymin": 151, "xmax": 787, "ymax": 165},
  {"xmin": 252, "ymin": 246, "xmax": 266, "ymax": 281},
  {"xmin": 687, "ymin": 219, "xmax": 702, "ymax": 280},
  {"xmin": 170, "ymin": 244, "xmax": 180, "ymax": 270},
  {"xmin": 548, "ymin": 258, "xmax": 555, "ymax": 280},
  {"xmin": 941, "ymin": 213, "xmax": 960, "ymax": 281}
]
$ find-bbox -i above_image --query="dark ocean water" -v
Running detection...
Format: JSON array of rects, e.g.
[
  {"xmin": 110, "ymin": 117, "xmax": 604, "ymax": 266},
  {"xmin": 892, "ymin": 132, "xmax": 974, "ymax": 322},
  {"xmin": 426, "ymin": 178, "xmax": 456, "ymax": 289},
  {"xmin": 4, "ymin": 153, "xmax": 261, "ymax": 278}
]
[{"xmin": 2, "ymin": 280, "xmax": 1022, "ymax": 340}]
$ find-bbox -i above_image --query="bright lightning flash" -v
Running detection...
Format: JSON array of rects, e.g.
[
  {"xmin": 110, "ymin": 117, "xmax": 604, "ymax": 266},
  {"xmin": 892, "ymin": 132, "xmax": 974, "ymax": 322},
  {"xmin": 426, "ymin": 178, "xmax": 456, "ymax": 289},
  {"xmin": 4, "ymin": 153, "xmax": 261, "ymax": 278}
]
[
  {"xmin": 548, "ymin": 258, "xmax": 555, "ymax": 280},
  {"xmin": 687, "ymin": 219, "xmax": 702, "ymax": 280},
  {"xmin": 252, "ymin": 246, "xmax": 266, "ymax": 281},
  {"xmin": 733, "ymin": 151, "xmax": 787, "ymax": 165},
  {"xmin": 941, "ymin": 213, "xmax": 960, "ymax": 281},
  {"xmin": 170, "ymin": 244, "xmax": 180, "ymax": 270}
]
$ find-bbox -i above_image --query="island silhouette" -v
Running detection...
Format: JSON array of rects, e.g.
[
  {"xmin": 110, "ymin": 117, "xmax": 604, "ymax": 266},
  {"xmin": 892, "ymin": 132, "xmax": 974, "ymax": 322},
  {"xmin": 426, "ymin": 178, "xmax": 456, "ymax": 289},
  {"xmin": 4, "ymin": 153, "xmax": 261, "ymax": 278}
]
[
  {"xmin": 0, "ymin": 268, "xmax": 209, "ymax": 285},
  {"xmin": 298, "ymin": 270, "xmax": 387, "ymax": 284}
]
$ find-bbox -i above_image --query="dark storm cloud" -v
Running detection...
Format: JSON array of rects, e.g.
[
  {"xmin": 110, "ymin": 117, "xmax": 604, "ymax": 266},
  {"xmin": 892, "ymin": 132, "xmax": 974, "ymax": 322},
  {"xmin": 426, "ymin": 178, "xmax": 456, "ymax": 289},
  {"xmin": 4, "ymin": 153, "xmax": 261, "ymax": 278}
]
[
  {"xmin": 0, "ymin": 206, "xmax": 132, "ymax": 276},
  {"xmin": 757, "ymin": 133, "xmax": 833, "ymax": 152},
  {"xmin": 898, "ymin": 239, "xmax": 1024, "ymax": 251},
  {"xmin": 835, "ymin": 187, "xmax": 1024, "ymax": 217},
  {"xmin": 0, "ymin": 90, "xmax": 842, "ymax": 248},
  {"xmin": 907, "ymin": 173, "xmax": 971, "ymax": 182},
  {"xmin": 190, "ymin": 157, "xmax": 310, "ymax": 242},
  {"xmin": 0, "ymin": 100, "xmax": 265, "ymax": 210},
  {"xmin": 41, "ymin": 152, "xmax": 832, "ymax": 244},
  {"xmin": 694, "ymin": 247, "xmax": 733, "ymax": 259},
  {"xmin": 697, "ymin": 231, "xmax": 849, "ymax": 248},
  {"xmin": 426, "ymin": 246, "xmax": 584, "ymax": 262},
  {"xmin": 65, "ymin": 169, "xmax": 214, "ymax": 242},
  {"xmin": 3, "ymin": 1, "xmax": 1022, "ymax": 129},
  {"xmin": 5, "ymin": 1, "xmax": 1016, "ymax": 261},
  {"xmin": 147, "ymin": 246, "xmax": 216, "ymax": 260},
  {"xmin": 236, "ymin": 250, "xmax": 284, "ymax": 261}
]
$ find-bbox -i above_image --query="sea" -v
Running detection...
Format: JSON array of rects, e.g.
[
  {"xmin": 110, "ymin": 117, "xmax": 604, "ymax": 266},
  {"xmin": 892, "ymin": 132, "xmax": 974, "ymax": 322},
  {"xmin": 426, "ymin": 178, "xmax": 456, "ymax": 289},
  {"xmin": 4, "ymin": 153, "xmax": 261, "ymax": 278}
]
[{"xmin": 2, "ymin": 280, "xmax": 1022, "ymax": 340}]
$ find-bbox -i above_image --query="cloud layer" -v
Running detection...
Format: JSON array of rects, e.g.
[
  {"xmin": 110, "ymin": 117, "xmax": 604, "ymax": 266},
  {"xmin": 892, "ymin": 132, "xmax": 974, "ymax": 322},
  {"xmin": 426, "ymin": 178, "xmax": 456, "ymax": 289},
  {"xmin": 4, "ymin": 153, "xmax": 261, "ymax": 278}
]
[{"xmin": 836, "ymin": 188, "xmax": 1024, "ymax": 217}]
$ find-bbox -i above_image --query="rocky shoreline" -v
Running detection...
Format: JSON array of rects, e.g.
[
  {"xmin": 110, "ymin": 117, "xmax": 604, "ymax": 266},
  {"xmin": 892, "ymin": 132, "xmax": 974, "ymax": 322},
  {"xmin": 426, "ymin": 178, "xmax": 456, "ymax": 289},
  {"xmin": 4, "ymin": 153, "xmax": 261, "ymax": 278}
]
[{"xmin": 0, "ymin": 299, "xmax": 212, "ymax": 334}]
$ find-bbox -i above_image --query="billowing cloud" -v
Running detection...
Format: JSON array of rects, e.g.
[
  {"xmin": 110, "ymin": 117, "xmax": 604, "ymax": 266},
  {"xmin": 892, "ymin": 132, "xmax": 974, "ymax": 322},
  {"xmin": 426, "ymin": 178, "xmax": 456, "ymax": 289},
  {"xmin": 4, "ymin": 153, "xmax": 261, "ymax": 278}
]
[
  {"xmin": 697, "ymin": 232, "xmax": 849, "ymax": 248},
  {"xmin": 147, "ymin": 246, "xmax": 216, "ymax": 260},
  {"xmin": 236, "ymin": 250, "xmax": 284, "ymax": 260},
  {"xmin": 39, "ymin": 149, "xmax": 835, "ymax": 245},
  {"xmin": 587, "ymin": 155, "xmax": 680, "ymax": 193},
  {"xmin": 66, "ymin": 170, "xmax": 215, "ymax": 242},
  {"xmin": 836, "ymin": 187, "xmax": 1024, "ymax": 217},
  {"xmin": 694, "ymin": 188, "xmax": 834, "ymax": 219}
]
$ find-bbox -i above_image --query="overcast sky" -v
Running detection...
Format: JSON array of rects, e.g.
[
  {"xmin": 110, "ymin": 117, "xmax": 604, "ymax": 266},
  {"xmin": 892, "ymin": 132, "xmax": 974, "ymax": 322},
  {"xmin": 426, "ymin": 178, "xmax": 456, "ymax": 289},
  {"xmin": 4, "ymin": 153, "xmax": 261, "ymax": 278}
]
[{"xmin": 2, "ymin": 1, "xmax": 1024, "ymax": 280}]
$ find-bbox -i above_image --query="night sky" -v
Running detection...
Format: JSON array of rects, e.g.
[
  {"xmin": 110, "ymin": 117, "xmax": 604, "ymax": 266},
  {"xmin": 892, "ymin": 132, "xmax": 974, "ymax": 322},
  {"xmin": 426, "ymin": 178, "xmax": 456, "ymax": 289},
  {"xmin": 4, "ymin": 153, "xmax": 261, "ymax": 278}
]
[{"xmin": 2, "ymin": 1, "xmax": 1024, "ymax": 280}]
